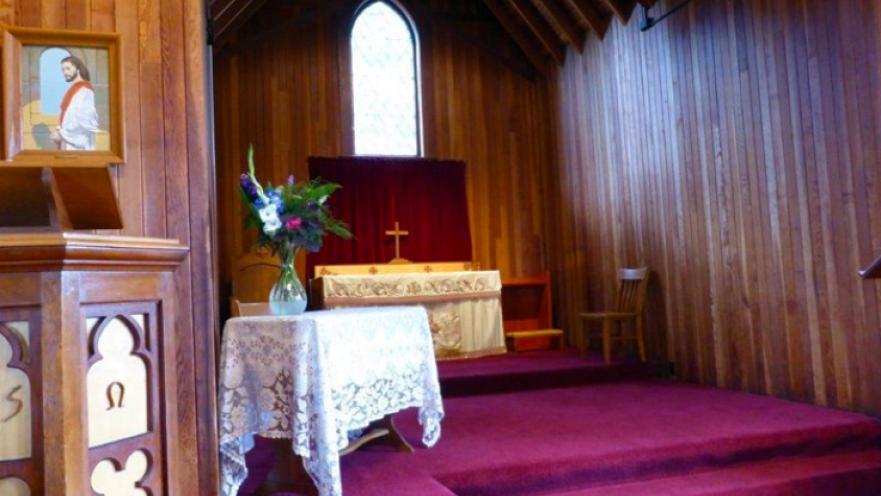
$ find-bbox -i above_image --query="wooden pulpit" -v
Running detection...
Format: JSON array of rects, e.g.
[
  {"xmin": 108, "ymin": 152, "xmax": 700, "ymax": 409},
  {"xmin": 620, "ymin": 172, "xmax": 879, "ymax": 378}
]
[{"xmin": 0, "ymin": 165, "xmax": 195, "ymax": 494}]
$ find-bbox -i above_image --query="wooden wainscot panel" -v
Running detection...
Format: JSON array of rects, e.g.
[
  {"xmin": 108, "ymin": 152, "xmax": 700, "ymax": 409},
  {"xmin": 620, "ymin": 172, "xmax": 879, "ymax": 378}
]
[
  {"xmin": 0, "ymin": 308, "xmax": 43, "ymax": 495},
  {"xmin": 0, "ymin": 274, "xmax": 40, "ymax": 306},
  {"xmin": 83, "ymin": 303, "xmax": 165, "ymax": 495},
  {"xmin": 0, "ymin": 478, "xmax": 30, "ymax": 495},
  {"xmin": 90, "ymin": 449, "xmax": 150, "ymax": 496}
]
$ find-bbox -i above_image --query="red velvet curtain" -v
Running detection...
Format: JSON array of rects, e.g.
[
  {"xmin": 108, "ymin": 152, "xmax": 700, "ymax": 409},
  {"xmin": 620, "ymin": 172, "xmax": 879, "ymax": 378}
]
[{"xmin": 306, "ymin": 156, "xmax": 472, "ymax": 278}]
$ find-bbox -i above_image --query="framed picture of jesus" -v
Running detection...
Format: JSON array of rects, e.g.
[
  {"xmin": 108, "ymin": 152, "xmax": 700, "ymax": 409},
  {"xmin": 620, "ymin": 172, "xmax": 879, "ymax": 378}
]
[{"xmin": 2, "ymin": 27, "xmax": 124, "ymax": 165}]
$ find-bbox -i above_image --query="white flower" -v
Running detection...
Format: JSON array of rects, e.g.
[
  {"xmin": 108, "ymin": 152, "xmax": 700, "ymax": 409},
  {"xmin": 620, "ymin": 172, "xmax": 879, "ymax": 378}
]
[
  {"xmin": 318, "ymin": 195, "xmax": 328, "ymax": 205},
  {"xmin": 259, "ymin": 206, "xmax": 282, "ymax": 235}
]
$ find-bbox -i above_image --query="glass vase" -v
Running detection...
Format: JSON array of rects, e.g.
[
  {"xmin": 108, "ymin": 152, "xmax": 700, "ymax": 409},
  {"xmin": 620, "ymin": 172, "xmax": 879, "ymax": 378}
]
[{"xmin": 269, "ymin": 246, "xmax": 308, "ymax": 315}]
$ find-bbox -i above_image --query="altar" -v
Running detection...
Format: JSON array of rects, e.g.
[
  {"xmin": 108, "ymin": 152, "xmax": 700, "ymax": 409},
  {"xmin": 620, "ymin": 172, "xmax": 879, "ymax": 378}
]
[{"xmin": 312, "ymin": 268, "xmax": 506, "ymax": 359}]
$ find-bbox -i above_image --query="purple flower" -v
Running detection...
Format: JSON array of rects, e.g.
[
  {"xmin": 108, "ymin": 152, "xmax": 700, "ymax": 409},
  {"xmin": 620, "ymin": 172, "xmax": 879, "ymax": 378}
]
[
  {"xmin": 240, "ymin": 174, "xmax": 259, "ymax": 201},
  {"xmin": 288, "ymin": 174, "xmax": 295, "ymax": 186},
  {"xmin": 266, "ymin": 190, "xmax": 284, "ymax": 214}
]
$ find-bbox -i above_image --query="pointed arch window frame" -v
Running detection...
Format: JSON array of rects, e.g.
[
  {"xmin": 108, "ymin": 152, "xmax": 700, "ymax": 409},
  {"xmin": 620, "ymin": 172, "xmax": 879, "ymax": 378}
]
[{"xmin": 348, "ymin": 0, "xmax": 425, "ymax": 157}]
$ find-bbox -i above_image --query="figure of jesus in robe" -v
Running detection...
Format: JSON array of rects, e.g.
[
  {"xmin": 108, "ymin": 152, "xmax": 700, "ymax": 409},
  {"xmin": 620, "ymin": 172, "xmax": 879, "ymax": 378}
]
[{"xmin": 50, "ymin": 55, "xmax": 99, "ymax": 150}]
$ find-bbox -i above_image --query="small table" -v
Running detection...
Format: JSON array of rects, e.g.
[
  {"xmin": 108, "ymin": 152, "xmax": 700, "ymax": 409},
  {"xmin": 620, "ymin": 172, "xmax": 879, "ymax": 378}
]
[{"xmin": 218, "ymin": 306, "xmax": 444, "ymax": 496}]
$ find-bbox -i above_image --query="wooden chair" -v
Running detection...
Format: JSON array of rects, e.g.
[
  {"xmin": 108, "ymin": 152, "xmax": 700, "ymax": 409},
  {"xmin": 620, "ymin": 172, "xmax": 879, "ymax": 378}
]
[
  {"xmin": 230, "ymin": 249, "xmax": 281, "ymax": 314},
  {"xmin": 230, "ymin": 299, "xmax": 272, "ymax": 317},
  {"xmin": 579, "ymin": 267, "xmax": 649, "ymax": 364}
]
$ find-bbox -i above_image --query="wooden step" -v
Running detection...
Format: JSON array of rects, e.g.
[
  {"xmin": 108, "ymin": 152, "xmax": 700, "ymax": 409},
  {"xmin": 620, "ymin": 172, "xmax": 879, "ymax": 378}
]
[{"xmin": 506, "ymin": 329, "xmax": 565, "ymax": 351}]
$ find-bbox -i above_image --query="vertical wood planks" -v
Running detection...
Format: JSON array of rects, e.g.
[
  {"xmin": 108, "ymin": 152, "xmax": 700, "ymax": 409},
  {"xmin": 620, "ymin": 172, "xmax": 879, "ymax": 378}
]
[{"xmin": 549, "ymin": 0, "xmax": 881, "ymax": 416}]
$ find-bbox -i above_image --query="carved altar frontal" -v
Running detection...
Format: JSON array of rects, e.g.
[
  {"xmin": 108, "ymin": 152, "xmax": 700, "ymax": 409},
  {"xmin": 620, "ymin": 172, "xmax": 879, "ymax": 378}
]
[{"xmin": 312, "ymin": 270, "xmax": 506, "ymax": 359}]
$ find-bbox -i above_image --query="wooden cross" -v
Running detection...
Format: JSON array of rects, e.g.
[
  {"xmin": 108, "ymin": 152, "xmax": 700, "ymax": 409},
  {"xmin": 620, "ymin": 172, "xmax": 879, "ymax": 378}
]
[{"xmin": 384, "ymin": 221, "xmax": 410, "ymax": 262}]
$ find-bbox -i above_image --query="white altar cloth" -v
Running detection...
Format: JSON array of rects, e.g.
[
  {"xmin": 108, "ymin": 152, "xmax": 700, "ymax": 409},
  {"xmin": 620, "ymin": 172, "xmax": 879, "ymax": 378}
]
[
  {"xmin": 312, "ymin": 270, "xmax": 506, "ymax": 359},
  {"xmin": 218, "ymin": 306, "xmax": 444, "ymax": 496}
]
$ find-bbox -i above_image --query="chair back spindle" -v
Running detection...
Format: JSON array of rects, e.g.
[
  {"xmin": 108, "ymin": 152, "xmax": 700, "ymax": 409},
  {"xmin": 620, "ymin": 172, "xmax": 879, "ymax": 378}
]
[
  {"xmin": 614, "ymin": 267, "xmax": 649, "ymax": 313},
  {"xmin": 231, "ymin": 299, "xmax": 273, "ymax": 317}
]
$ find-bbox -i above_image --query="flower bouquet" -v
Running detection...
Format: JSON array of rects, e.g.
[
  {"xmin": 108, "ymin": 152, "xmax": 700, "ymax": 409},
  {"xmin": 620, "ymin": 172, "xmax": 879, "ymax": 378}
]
[{"xmin": 240, "ymin": 146, "xmax": 351, "ymax": 314}]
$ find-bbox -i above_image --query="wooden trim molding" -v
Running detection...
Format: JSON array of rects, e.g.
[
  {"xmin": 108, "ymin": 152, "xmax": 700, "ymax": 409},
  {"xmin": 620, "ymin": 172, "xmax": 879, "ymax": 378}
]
[{"xmin": 0, "ymin": 233, "xmax": 188, "ymax": 272}]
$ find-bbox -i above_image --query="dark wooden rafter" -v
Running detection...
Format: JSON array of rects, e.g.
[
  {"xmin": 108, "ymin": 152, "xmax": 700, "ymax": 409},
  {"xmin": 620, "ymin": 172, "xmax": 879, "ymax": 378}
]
[
  {"xmin": 214, "ymin": 0, "xmax": 349, "ymax": 56},
  {"xmin": 210, "ymin": 0, "xmax": 270, "ymax": 47},
  {"xmin": 564, "ymin": 0, "xmax": 612, "ymax": 38},
  {"xmin": 483, "ymin": 0, "xmax": 551, "ymax": 73},
  {"xmin": 532, "ymin": 0, "xmax": 586, "ymax": 51},
  {"xmin": 636, "ymin": 0, "xmax": 656, "ymax": 7},
  {"xmin": 601, "ymin": 0, "xmax": 637, "ymax": 22},
  {"xmin": 505, "ymin": 0, "xmax": 566, "ymax": 64}
]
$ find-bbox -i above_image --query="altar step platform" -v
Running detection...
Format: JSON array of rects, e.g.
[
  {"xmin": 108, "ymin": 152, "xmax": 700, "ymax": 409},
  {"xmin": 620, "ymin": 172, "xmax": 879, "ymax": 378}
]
[
  {"xmin": 437, "ymin": 349, "xmax": 656, "ymax": 397},
  {"xmin": 240, "ymin": 351, "xmax": 881, "ymax": 496}
]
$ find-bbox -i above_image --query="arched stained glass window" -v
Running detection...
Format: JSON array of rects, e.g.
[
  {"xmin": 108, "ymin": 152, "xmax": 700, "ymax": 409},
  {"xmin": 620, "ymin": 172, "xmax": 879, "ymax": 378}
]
[{"xmin": 351, "ymin": 1, "xmax": 422, "ymax": 156}]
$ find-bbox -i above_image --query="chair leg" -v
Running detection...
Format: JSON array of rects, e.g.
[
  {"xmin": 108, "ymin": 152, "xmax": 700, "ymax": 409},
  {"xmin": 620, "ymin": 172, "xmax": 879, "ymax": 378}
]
[
  {"xmin": 582, "ymin": 319, "xmax": 590, "ymax": 354},
  {"xmin": 602, "ymin": 318, "xmax": 612, "ymax": 364},
  {"xmin": 636, "ymin": 316, "xmax": 646, "ymax": 362}
]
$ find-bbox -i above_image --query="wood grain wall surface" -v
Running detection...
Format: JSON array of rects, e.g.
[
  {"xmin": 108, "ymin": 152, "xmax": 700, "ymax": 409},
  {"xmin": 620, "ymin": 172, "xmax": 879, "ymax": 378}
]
[
  {"xmin": 549, "ymin": 0, "xmax": 881, "ymax": 416},
  {"xmin": 213, "ymin": 0, "xmax": 556, "ymax": 299},
  {"xmin": 0, "ymin": 1, "xmax": 219, "ymax": 492}
]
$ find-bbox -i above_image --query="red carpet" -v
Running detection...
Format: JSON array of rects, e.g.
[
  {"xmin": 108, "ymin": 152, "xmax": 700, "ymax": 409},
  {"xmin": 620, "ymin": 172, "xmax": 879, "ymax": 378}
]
[
  {"xmin": 436, "ymin": 350, "xmax": 656, "ymax": 397},
  {"xmin": 239, "ymin": 352, "xmax": 881, "ymax": 495}
]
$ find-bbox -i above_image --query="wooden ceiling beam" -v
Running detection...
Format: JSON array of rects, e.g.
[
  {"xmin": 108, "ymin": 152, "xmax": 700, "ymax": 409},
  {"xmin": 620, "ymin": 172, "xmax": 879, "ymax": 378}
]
[
  {"xmin": 210, "ymin": 0, "xmax": 270, "ymax": 47},
  {"xmin": 533, "ymin": 0, "xmax": 586, "ymax": 51},
  {"xmin": 483, "ymin": 0, "xmax": 551, "ymax": 74},
  {"xmin": 506, "ymin": 0, "xmax": 566, "ymax": 64},
  {"xmin": 564, "ymin": 0, "xmax": 612, "ymax": 38},
  {"xmin": 602, "ymin": 0, "xmax": 637, "ymax": 22}
]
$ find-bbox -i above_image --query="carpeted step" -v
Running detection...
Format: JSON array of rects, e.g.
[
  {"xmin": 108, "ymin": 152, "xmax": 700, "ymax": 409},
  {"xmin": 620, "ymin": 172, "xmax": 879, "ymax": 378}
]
[
  {"xmin": 438, "ymin": 350, "xmax": 655, "ymax": 397},
  {"xmin": 555, "ymin": 450, "xmax": 881, "ymax": 496},
  {"xmin": 410, "ymin": 382, "xmax": 881, "ymax": 496}
]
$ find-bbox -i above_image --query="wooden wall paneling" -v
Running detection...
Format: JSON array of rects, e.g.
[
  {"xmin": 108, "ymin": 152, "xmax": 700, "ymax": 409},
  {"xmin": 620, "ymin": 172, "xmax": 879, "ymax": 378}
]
[
  {"xmin": 17, "ymin": 1, "xmax": 38, "ymax": 27},
  {"xmin": 140, "ymin": 0, "xmax": 168, "ymax": 238},
  {"xmin": 0, "ymin": 0, "xmax": 13, "ymax": 26},
  {"xmin": 159, "ymin": 0, "xmax": 202, "ymax": 491},
  {"xmin": 183, "ymin": 0, "xmax": 222, "ymax": 491},
  {"xmin": 116, "ymin": 0, "xmax": 145, "ymax": 234},
  {"xmin": 550, "ymin": 0, "xmax": 881, "ymax": 416},
  {"xmin": 214, "ymin": 0, "xmax": 556, "ymax": 301},
  {"xmin": 65, "ymin": 0, "xmax": 88, "ymax": 29},
  {"xmin": 39, "ymin": 0, "xmax": 64, "ymax": 28}
]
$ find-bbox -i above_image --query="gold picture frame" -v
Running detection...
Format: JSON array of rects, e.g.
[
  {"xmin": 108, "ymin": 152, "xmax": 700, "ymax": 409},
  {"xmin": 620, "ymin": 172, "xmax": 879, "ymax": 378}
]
[{"xmin": 2, "ymin": 27, "xmax": 125, "ymax": 165}]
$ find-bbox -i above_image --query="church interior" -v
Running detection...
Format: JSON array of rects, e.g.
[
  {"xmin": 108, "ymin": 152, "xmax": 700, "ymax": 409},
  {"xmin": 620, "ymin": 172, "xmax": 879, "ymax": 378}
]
[{"xmin": 0, "ymin": 0, "xmax": 880, "ymax": 495}]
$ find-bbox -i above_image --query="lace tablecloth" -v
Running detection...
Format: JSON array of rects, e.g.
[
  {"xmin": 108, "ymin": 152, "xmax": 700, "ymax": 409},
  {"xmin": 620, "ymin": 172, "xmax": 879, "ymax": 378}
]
[{"xmin": 219, "ymin": 306, "xmax": 444, "ymax": 496}]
